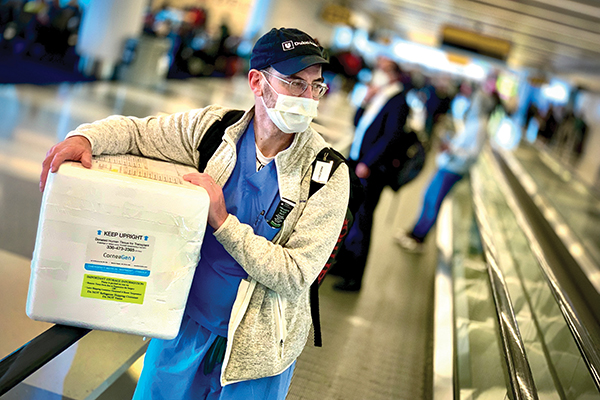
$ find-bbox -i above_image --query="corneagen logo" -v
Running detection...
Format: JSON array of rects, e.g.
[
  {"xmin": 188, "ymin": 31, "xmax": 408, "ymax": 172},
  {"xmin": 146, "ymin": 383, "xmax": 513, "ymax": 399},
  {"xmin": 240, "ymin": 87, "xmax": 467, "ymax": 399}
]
[
  {"xmin": 282, "ymin": 40, "xmax": 294, "ymax": 51},
  {"xmin": 103, "ymin": 253, "xmax": 136, "ymax": 262}
]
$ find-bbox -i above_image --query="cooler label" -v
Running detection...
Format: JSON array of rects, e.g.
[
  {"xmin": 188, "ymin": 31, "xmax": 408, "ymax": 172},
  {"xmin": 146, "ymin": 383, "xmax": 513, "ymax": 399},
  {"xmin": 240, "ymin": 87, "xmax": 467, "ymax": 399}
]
[
  {"xmin": 85, "ymin": 228, "xmax": 155, "ymax": 277},
  {"xmin": 81, "ymin": 274, "xmax": 146, "ymax": 304}
]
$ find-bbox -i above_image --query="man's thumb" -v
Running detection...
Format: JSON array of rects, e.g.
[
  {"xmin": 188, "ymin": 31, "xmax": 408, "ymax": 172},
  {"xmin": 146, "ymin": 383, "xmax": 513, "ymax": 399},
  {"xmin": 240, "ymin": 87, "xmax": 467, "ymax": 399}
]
[{"xmin": 81, "ymin": 152, "xmax": 92, "ymax": 168}]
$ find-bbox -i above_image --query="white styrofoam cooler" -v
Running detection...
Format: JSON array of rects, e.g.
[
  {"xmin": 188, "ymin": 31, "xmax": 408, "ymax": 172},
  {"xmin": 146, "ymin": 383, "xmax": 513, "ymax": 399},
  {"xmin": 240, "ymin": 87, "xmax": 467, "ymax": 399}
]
[{"xmin": 27, "ymin": 155, "xmax": 209, "ymax": 339}]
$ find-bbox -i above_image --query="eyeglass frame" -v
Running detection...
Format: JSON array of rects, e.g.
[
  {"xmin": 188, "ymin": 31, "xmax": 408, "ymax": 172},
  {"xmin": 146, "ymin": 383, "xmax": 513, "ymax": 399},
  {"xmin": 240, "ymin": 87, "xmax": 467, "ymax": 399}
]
[{"xmin": 261, "ymin": 69, "xmax": 328, "ymax": 99}]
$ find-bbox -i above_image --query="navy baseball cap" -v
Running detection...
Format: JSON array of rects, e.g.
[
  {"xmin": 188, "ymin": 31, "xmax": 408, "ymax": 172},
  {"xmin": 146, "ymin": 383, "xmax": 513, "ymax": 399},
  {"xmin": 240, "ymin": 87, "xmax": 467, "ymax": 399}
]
[{"xmin": 250, "ymin": 28, "xmax": 329, "ymax": 75}]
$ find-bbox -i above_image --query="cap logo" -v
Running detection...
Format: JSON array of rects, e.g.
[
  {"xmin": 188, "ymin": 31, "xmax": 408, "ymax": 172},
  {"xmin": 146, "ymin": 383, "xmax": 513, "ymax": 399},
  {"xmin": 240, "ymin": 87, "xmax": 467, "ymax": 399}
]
[{"xmin": 282, "ymin": 41, "xmax": 295, "ymax": 51}]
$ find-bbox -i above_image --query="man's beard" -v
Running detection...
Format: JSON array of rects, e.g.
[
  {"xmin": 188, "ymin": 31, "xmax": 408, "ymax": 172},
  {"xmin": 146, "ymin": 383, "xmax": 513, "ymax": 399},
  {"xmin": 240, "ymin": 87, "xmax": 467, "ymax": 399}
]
[{"xmin": 262, "ymin": 80, "xmax": 277, "ymax": 109}]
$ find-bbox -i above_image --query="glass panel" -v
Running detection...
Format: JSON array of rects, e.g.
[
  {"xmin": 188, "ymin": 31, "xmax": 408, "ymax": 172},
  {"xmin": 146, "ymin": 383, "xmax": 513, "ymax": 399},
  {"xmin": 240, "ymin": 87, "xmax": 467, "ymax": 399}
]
[
  {"xmin": 451, "ymin": 178, "xmax": 508, "ymax": 399},
  {"xmin": 474, "ymin": 151, "xmax": 600, "ymax": 399}
]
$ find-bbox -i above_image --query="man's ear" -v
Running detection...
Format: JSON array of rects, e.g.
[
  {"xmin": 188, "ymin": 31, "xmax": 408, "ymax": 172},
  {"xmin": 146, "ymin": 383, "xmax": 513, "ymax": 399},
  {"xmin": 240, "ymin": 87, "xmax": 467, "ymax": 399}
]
[{"xmin": 248, "ymin": 69, "xmax": 263, "ymax": 97}]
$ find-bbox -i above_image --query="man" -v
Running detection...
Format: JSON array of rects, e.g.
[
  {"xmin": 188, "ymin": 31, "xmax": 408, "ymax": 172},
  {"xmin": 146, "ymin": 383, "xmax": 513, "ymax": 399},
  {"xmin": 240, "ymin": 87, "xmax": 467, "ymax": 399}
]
[
  {"xmin": 332, "ymin": 56, "xmax": 410, "ymax": 292},
  {"xmin": 40, "ymin": 27, "xmax": 350, "ymax": 400}
]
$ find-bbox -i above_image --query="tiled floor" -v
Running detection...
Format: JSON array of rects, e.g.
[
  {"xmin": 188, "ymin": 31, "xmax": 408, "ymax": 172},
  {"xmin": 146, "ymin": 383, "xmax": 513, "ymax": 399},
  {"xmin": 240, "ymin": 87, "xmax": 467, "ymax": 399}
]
[{"xmin": 0, "ymin": 77, "xmax": 438, "ymax": 399}]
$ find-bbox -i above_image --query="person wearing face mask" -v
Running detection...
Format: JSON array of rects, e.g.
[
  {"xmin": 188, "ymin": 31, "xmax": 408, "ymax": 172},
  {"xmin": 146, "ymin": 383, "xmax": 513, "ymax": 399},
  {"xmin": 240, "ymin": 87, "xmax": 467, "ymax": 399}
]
[
  {"xmin": 332, "ymin": 56, "xmax": 411, "ymax": 292},
  {"xmin": 39, "ymin": 27, "xmax": 350, "ymax": 400}
]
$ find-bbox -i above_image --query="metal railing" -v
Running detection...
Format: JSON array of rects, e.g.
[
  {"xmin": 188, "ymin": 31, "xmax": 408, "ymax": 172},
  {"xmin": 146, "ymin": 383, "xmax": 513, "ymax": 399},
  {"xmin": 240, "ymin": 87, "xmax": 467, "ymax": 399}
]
[
  {"xmin": 471, "ymin": 162, "xmax": 539, "ymax": 400},
  {"xmin": 0, "ymin": 325, "xmax": 90, "ymax": 396}
]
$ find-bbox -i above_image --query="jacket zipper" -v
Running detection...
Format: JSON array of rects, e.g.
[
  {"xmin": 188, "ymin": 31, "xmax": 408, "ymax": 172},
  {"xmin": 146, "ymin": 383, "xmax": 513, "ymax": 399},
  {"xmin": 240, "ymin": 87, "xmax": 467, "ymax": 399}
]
[
  {"xmin": 275, "ymin": 293, "xmax": 287, "ymax": 358},
  {"xmin": 221, "ymin": 279, "xmax": 256, "ymax": 385}
]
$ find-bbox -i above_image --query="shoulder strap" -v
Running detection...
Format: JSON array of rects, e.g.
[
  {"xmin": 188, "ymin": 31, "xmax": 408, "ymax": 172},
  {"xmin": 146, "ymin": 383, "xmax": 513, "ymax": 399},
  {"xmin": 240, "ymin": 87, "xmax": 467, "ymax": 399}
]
[
  {"xmin": 306, "ymin": 147, "xmax": 365, "ymax": 347},
  {"xmin": 197, "ymin": 109, "xmax": 245, "ymax": 172},
  {"xmin": 308, "ymin": 147, "xmax": 348, "ymax": 348}
]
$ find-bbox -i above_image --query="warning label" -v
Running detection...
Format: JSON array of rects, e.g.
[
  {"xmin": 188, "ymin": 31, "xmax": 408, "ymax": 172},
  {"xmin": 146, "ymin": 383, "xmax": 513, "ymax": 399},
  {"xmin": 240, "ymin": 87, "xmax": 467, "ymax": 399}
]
[
  {"xmin": 85, "ymin": 228, "xmax": 155, "ymax": 277},
  {"xmin": 81, "ymin": 274, "xmax": 146, "ymax": 304}
]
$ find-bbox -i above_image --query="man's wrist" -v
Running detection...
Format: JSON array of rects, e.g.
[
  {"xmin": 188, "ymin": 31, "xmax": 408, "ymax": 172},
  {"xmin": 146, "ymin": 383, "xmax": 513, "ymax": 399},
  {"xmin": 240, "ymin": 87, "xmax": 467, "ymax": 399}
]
[
  {"xmin": 66, "ymin": 133, "xmax": 93, "ymax": 152},
  {"xmin": 212, "ymin": 213, "xmax": 230, "ymax": 233}
]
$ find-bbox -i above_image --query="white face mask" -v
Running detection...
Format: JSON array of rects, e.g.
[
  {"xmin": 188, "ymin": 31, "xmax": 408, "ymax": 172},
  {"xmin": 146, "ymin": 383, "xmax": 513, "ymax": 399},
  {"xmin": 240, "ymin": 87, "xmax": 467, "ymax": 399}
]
[
  {"xmin": 261, "ymin": 75, "xmax": 319, "ymax": 134},
  {"xmin": 371, "ymin": 69, "xmax": 390, "ymax": 88}
]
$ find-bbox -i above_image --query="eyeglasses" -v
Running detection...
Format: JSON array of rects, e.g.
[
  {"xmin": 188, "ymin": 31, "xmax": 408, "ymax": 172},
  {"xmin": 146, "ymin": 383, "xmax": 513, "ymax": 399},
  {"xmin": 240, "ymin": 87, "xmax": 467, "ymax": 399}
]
[{"xmin": 262, "ymin": 70, "xmax": 328, "ymax": 99}]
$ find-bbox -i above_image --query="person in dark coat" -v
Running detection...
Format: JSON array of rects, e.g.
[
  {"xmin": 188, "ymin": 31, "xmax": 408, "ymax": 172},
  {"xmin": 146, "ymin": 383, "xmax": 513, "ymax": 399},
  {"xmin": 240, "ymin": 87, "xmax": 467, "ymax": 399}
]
[{"xmin": 333, "ymin": 56, "xmax": 410, "ymax": 291}]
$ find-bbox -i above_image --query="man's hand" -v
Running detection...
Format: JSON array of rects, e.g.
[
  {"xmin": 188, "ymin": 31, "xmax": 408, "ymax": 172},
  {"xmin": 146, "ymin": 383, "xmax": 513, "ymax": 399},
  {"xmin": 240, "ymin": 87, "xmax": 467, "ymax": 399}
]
[
  {"xmin": 40, "ymin": 135, "xmax": 92, "ymax": 192},
  {"xmin": 183, "ymin": 173, "xmax": 228, "ymax": 230},
  {"xmin": 355, "ymin": 162, "xmax": 371, "ymax": 179}
]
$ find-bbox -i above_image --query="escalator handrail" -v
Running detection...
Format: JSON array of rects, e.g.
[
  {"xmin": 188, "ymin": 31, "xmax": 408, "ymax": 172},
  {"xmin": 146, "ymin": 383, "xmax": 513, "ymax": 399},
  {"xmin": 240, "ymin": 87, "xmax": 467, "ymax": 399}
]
[
  {"xmin": 0, "ymin": 324, "xmax": 91, "ymax": 396},
  {"xmin": 471, "ymin": 163, "xmax": 539, "ymax": 400},
  {"xmin": 498, "ymin": 146, "xmax": 600, "ymax": 298},
  {"xmin": 530, "ymin": 141, "xmax": 600, "ymax": 201},
  {"xmin": 489, "ymin": 147, "xmax": 600, "ymax": 390}
]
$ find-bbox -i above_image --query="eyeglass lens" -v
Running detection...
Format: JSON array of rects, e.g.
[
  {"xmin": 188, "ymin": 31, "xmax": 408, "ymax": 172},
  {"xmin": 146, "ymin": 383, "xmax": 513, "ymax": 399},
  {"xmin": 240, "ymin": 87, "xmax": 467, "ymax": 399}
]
[
  {"xmin": 292, "ymin": 80, "xmax": 327, "ymax": 98},
  {"xmin": 264, "ymin": 71, "xmax": 327, "ymax": 98}
]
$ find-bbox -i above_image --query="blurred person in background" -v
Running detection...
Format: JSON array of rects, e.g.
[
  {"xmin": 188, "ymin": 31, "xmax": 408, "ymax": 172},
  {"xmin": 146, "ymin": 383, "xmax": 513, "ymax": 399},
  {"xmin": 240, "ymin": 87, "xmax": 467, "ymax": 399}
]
[
  {"xmin": 395, "ymin": 81, "xmax": 501, "ymax": 252},
  {"xmin": 0, "ymin": 0, "xmax": 21, "ymax": 40},
  {"xmin": 39, "ymin": 27, "xmax": 349, "ymax": 400},
  {"xmin": 326, "ymin": 49, "xmax": 365, "ymax": 93},
  {"xmin": 422, "ymin": 75, "xmax": 454, "ymax": 142},
  {"xmin": 571, "ymin": 109, "xmax": 588, "ymax": 163},
  {"xmin": 538, "ymin": 104, "xmax": 558, "ymax": 144},
  {"xmin": 450, "ymin": 81, "xmax": 473, "ymax": 134},
  {"xmin": 36, "ymin": 0, "xmax": 80, "ymax": 58},
  {"xmin": 0, "ymin": 0, "xmax": 81, "ymax": 72},
  {"xmin": 10, "ymin": 0, "xmax": 45, "ymax": 54},
  {"xmin": 332, "ymin": 56, "xmax": 410, "ymax": 292},
  {"xmin": 551, "ymin": 105, "xmax": 588, "ymax": 165}
]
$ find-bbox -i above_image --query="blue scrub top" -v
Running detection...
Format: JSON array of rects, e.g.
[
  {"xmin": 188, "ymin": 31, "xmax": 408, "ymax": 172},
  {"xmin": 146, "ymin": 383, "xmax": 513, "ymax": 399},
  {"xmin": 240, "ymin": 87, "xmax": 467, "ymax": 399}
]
[{"xmin": 186, "ymin": 121, "xmax": 283, "ymax": 337}]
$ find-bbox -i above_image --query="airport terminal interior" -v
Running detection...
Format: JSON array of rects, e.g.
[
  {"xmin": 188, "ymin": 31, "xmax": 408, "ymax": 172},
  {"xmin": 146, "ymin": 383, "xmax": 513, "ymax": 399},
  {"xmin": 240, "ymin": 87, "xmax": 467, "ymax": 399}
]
[{"xmin": 1, "ymin": 0, "xmax": 600, "ymax": 399}]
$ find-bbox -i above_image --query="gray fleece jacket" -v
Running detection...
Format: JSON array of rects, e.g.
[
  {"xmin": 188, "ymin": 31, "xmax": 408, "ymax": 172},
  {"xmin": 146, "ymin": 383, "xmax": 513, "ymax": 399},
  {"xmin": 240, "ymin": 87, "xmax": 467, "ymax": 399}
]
[{"xmin": 67, "ymin": 105, "xmax": 350, "ymax": 385}]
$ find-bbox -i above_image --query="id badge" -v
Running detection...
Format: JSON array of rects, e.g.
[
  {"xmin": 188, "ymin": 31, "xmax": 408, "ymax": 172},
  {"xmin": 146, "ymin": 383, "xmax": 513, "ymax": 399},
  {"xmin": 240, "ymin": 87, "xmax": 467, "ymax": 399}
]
[{"xmin": 267, "ymin": 198, "xmax": 295, "ymax": 228}]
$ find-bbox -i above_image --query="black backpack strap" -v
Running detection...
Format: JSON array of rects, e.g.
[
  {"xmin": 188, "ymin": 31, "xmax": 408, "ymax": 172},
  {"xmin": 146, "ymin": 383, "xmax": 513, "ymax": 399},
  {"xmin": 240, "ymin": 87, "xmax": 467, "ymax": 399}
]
[
  {"xmin": 310, "ymin": 279, "xmax": 323, "ymax": 347},
  {"xmin": 197, "ymin": 109, "xmax": 245, "ymax": 172},
  {"xmin": 308, "ymin": 147, "xmax": 347, "ymax": 347}
]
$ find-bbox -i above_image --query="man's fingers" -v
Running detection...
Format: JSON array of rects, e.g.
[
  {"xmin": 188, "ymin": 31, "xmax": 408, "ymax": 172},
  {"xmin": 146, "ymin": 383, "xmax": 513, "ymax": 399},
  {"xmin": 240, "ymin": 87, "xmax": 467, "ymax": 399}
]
[
  {"xmin": 40, "ymin": 168, "xmax": 49, "ymax": 192},
  {"xmin": 40, "ymin": 149, "xmax": 59, "ymax": 192},
  {"xmin": 80, "ymin": 151, "xmax": 92, "ymax": 168},
  {"xmin": 182, "ymin": 173, "xmax": 200, "ymax": 185},
  {"xmin": 40, "ymin": 148, "xmax": 89, "ymax": 192},
  {"xmin": 182, "ymin": 173, "xmax": 226, "ymax": 229},
  {"xmin": 183, "ymin": 173, "xmax": 214, "ymax": 188},
  {"xmin": 50, "ymin": 150, "xmax": 69, "ymax": 173}
]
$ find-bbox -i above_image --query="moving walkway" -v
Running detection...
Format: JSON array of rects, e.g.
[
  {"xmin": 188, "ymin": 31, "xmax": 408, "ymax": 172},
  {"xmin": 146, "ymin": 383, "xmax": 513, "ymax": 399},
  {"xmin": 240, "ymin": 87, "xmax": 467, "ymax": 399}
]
[{"xmin": 434, "ymin": 142, "xmax": 600, "ymax": 399}]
